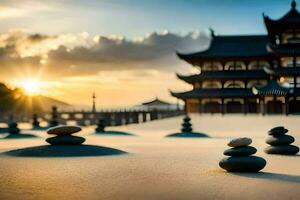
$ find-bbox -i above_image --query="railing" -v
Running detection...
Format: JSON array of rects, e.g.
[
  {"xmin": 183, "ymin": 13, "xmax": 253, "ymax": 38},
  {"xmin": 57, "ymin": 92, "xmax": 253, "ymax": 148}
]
[{"xmin": 0, "ymin": 109, "xmax": 184, "ymax": 127}]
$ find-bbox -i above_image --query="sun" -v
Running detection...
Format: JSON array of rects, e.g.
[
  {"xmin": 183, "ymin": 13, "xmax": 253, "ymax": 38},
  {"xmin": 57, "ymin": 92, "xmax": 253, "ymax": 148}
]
[{"xmin": 22, "ymin": 79, "xmax": 40, "ymax": 96}]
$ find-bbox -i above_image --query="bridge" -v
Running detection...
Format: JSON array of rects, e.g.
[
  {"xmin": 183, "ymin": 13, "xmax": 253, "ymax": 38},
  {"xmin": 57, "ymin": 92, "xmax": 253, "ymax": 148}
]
[{"xmin": 0, "ymin": 107, "xmax": 184, "ymax": 127}]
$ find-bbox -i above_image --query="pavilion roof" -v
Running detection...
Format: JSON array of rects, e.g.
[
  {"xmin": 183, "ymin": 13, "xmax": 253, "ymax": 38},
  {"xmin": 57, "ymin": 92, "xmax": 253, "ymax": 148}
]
[
  {"xmin": 252, "ymin": 79, "xmax": 290, "ymax": 96},
  {"xmin": 177, "ymin": 70, "xmax": 268, "ymax": 83},
  {"xmin": 142, "ymin": 98, "xmax": 172, "ymax": 106},
  {"xmin": 171, "ymin": 88, "xmax": 255, "ymax": 99},
  {"xmin": 264, "ymin": 1, "xmax": 300, "ymax": 26},
  {"xmin": 264, "ymin": 1, "xmax": 300, "ymax": 43},
  {"xmin": 177, "ymin": 35, "xmax": 270, "ymax": 65}
]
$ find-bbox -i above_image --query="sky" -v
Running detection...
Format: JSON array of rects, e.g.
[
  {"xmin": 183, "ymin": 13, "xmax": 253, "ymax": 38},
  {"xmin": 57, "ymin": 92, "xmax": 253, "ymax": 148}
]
[{"xmin": 0, "ymin": 0, "xmax": 295, "ymax": 109}]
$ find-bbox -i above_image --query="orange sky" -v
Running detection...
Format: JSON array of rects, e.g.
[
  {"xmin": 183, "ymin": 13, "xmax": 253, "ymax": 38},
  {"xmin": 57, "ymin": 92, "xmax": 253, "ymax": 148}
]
[{"xmin": 0, "ymin": 30, "xmax": 204, "ymax": 108}]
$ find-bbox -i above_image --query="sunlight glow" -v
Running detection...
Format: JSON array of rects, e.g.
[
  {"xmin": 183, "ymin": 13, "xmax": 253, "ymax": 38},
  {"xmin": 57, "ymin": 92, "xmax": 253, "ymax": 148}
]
[{"xmin": 22, "ymin": 79, "xmax": 40, "ymax": 95}]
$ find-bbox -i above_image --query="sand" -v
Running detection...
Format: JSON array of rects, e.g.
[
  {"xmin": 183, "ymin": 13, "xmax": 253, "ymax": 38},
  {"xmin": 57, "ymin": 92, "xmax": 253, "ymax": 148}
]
[{"xmin": 0, "ymin": 114, "xmax": 299, "ymax": 200}]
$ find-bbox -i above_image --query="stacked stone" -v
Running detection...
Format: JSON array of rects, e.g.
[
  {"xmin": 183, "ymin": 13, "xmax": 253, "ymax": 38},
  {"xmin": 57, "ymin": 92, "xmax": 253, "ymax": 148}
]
[
  {"xmin": 32, "ymin": 113, "xmax": 40, "ymax": 128},
  {"xmin": 49, "ymin": 106, "xmax": 59, "ymax": 127},
  {"xmin": 265, "ymin": 126, "xmax": 299, "ymax": 155},
  {"xmin": 8, "ymin": 115, "xmax": 20, "ymax": 134},
  {"xmin": 219, "ymin": 137, "xmax": 267, "ymax": 172},
  {"xmin": 181, "ymin": 115, "xmax": 192, "ymax": 133},
  {"xmin": 95, "ymin": 118, "xmax": 106, "ymax": 133},
  {"xmin": 46, "ymin": 125, "xmax": 85, "ymax": 145}
]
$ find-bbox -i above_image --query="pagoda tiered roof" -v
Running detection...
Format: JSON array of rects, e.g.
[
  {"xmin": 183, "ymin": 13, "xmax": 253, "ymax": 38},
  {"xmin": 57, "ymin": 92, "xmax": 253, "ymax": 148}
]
[
  {"xmin": 171, "ymin": 88, "xmax": 254, "ymax": 99},
  {"xmin": 177, "ymin": 35, "xmax": 270, "ymax": 65},
  {"xmin": 177, "ymin": 70, "xmax": 268, "ymax": 83},
  {"xmin": 252, "ymin": 79, "xmax": 290, "ymax": 96},
  {"xmin": 264, "ymin": 0, "xmax": 300, "ymax": 44}
]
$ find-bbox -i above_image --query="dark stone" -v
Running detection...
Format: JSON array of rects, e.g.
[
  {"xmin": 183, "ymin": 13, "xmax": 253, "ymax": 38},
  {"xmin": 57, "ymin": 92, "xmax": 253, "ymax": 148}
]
[
  {"xmin": 219, "ymin": 156, "xmax": 267, "ymax": 172},
  {"xmin": 32, "ymin": 113, "xmax": 40, "ymax": 128},
  {"xmin": 183, "ymin": 116, "xmax": 191, "ymax": 123},
  {"xmin": 268, "ymin": 127, "xmax": 288, "ymax": 136},
  {"xmin": 181, "ymin": 127, "xmax": 192, "ymax": 133},
  {"xmin": 95, "ymin": 119, "xmax": 106, "ymax": 133},
  {"xmin": 49, "ymin": 106, "xmax": 59, "ymax": 127},
  {"xmin": 8, "ymin": 127, "xmax": 20, "ymax": 134},
  {"xmin": 266, "ymin": 135, "xmax": 295, "ymax": 145},
  {"xmin": 46, "ymin": 135, "xmax": 85, "ymax": 145},
  {"xmin": 181, "ymin": 115, "xmax": 193, "ymax": 133},
  {"xmin": 47, "ymin": 125, "xmax": 81, "ymax": 135},
  {"xmin": 224, "ymin": 146, "xmax": 257, "ymax": 156},
  {"xmin": 264, "ymin": 145, "xmax": 299, "ymax": 155}
]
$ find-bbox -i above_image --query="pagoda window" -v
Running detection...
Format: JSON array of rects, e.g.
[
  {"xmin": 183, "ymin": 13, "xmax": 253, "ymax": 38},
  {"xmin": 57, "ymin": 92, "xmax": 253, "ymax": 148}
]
[
  {"xmin": 224, "ymin": 80, "xmax": 245, "ymax": 88},
  {"xmin": 202, "ymin": 81, "xmax": 222, "ymax": 88},
  {"xmin": 297, "ymin": 77, "xmax": 300, "ymax": 87},
  {"xmin": 282, "ymin": 31, "xmax": 300, "ymax": 44},
  {"xmin": 202, "ymin": 62, "xmax": 222, "ymax": 71},
  {"xmin": 224, "ymin": 98, "xmax": 243, "ymax": 104},
  {"xmin": 284, "ymin": 77, "xmax": 300, "ymax": 87},
  {"xmin": 247, "ymin": 80, "xmax": 267, "ymax": 88},
  {"xmin": 281, "ymin": 57, "xmax": 300, "ymax": 67},
  {"xmin": 248, "ymin": 61, "xmax": 270, "ymax": 70},
  {"xmin": 202, "ymin": 98, "xmax": 222, "ymax": 104},
  {"xmin": 224, "ymin": 61, "xmax": 246, "ymax": 70}
]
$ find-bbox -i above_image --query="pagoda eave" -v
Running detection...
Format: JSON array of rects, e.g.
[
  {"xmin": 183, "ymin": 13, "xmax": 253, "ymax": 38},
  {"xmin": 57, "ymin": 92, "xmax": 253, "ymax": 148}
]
[
  {"xmin": 267, "ymin": 44, "xmax": 300, "ymax": 56},
  {"xmin": 171, "ymin": 88, "xmax": 255, "ymax": 99},
  {"xmin": 264, "ymin": 67, "xmax": 300, "ymax": 77},
  {"xmin": 252, "ymin": 79, "xmax": 290, "ymax": 96},
  {"xmin": 177, "ymin": 70, "xmax": 269, "ymax": 83}
]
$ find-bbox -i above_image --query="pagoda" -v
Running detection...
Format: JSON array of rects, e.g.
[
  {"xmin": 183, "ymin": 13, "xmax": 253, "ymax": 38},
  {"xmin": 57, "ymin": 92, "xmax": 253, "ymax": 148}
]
[{"xmin": 171, "ymin": 1, "xmax": 300, "ymax": 115}]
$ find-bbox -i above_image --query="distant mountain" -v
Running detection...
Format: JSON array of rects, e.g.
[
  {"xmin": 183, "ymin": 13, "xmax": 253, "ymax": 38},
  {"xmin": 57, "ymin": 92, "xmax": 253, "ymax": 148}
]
[
  {"xmin": 0, "ymin": 82, "xmax": 72, "ymax": 114},
  {"xmin": 31, "ymin": 95, "xmax": 72, "ymax": 111}
]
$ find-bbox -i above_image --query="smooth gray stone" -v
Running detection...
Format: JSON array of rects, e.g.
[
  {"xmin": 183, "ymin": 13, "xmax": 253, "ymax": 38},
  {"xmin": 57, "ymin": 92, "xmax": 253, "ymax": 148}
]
[
  {"xmin": 219, "ymin": 156, "xmax": 267, "ymax": 172},
  {"xmin": 268, "ymin": 127, "xmax": 288, "ymax": 136},
  {"xmin": 266, "ymin": 135, "xmax": 295, "ymax": 145},
  {"xmin": 228, "ymin": 137, "xmax": 252, "ymax": 147},
  {"xmin": 264, "ymin": 145, "xmax": 299, "ymax": 155},
  {"xmin": 224, "ymin": 146, "xmax": 257, "ymax": 156},
  {"xmin": 46, "ymin": 135, "xmax": 85, "ymax": 145}
]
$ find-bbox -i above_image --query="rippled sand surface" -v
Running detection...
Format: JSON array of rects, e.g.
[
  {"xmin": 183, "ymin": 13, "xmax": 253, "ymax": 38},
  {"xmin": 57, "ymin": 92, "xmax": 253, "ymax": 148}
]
[{"xmin": 0, "ymin": 114, "xmax": 299, "ymax": 200}]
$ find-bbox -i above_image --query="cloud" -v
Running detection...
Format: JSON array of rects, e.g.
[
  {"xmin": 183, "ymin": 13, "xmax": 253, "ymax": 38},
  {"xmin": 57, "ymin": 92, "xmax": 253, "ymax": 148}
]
[
  {"xmin": 0, "ymin": 30, "xmax": 210, "ymax": 79},
  {"xmin": 0, "ymin": 1, "xmax": 60, "ymax": 19}
]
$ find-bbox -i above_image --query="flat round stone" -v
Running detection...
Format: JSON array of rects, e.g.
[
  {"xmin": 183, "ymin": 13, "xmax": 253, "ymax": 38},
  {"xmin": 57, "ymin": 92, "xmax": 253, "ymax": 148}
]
[
  {"xmin": 46, "ymin": 135, "xmax": 85, "ymax": 145},
  {"xmin": 264, "ymin": 145, "xmax": 299, "ymax": 155},
  {"xmin": 47, "ymin": 125, "xmax": 81, "ymax": 135},
  {"xmin": 266, "ymin": 135, "xmax": 295, "ymax": 145},
  {"xmin": 228, "ymin": 137, "xmax": 252, "ymax": 147},
  {"xmin": 224, "ymin": 146, "xmax": 257, "ymax": 156},
  {"xmin": 219, "ymin": 156, "xmax": 267, "ymax": 172},
  {"xmin": 268, "ymin": 127, "xmax": 288, "ymax": 136}
]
